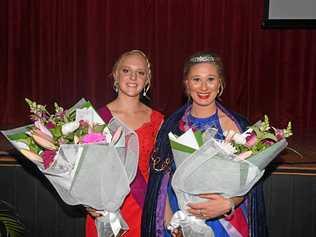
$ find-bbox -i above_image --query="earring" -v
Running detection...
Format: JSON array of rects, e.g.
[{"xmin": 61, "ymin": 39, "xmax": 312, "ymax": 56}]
[
  {"xmin": 143, "ymin": 84, "xmax": 149, "ymax": 97},
  {"xmin": 187, "ymin": 96, "xmax": 192, "ymax": 103},
  {"xmin": 113, "ymin": 80, "xmax": 119, "ymax": 93}
]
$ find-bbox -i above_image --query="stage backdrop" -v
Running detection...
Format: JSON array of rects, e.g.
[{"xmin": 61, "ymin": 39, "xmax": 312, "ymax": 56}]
[{"xmin": 0, "ymin": 0, "xmax": 315, "ymax": 135}]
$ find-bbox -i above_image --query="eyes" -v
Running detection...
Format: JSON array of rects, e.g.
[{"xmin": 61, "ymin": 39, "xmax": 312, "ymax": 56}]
[
  {"xmin": 121, "ymin": 67, "xmax": 146, "ymax": 77},
  {"xmin": 190, "ymin": 76, "xmax": 218, "ymax": 85}
]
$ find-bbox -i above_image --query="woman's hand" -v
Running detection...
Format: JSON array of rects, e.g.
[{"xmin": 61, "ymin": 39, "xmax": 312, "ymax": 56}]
[
  {"xmin": 86, "ymin": 207, "xmax": 102, "ymax": 218},
  {"xmin": 186, "ymin": 194, "xmax": 239, "ymax": 219},
  {"xmin": 171, "ymin": 228, "xmax": 183, "ymax": 237}
]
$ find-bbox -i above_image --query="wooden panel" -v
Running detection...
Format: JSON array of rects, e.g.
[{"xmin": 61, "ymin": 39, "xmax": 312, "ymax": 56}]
[
  {"xmin": 15, "ymin": 164, "xmax": 37, "ymax": 236},
  {"xmin": 0, "ymin": 164, "xmax": 85, "ymax": 237},
  {"xmin": 264, "ymin": 174, "xmax": 316, "ymax": 237},
  {"xmin": 0, "ymin": 167, "xmax": 15, "ymax": 203}
]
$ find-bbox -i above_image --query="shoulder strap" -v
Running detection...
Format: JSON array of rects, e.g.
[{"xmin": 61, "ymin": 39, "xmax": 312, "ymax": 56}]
[{"xmin": 97, "ymin": 106, "xmax": 113, "ymax": 123}]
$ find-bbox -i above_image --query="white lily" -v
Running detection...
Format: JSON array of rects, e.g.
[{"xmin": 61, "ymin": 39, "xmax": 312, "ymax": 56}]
[
  {"xmin": 61, "ymin": 121, "xmax": 80, "ymax": 135},
  {"xmin": 214, "ymin": 140, "xmax": 237, "ymax": 155},
  {"xmin": 223, "ymin": 130, "xmax": 236, "ymax": 142},
  {"xmin": 224, "ymin": 128, "xmax": 253, "ymax": 145},
  {"xmin": 232, "ymin": 133, "xmax": 247, "ymax": 145}
]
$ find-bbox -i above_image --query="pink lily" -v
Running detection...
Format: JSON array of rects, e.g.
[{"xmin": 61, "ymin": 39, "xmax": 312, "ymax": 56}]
[
  {"xmin": 236, "ymin": 151, "xmax": 253, "ymax": 160},
  {"xmin": 245, "ymin": 132, "xmax": 257, "ymax": 147},
  {"xmin": 81, "ymin": 133, "xmax": 106, "ymax": 144},
  {"xmin": 272, "ymin": 127, "xmax": 285, "ymax": 141},
  {"xmin": 20, "ymin": 149, "xmax": 43, "ymax": 163},
  {"xmin": 34, "ymin": 120, "xmax": 53, "ymax": 138},
  {"xmin": 32, "ymin": 133, "xmax": 57, "ymax": 150},
  {"xmin": 32, "ymin": 128, "xmax": 54, "ymax": 143},
  {"xmin": 263, "ymin": 140, "xmax": 274, "ymax": 146}
]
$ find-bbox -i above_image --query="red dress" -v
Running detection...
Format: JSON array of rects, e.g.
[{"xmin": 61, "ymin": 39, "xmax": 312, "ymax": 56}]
[{"xmin": 86, "ymin": 107, "xmax": 163, "ymax": 237}]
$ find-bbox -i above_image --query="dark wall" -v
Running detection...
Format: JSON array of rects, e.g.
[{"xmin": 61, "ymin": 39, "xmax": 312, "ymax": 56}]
[
  {"xmin": 1, "ymin": 160, "xmax": 315, "ymax": 237},
  {"xmin": 1, "ymin": 0, "xmax": 316, "ymax": 135}
]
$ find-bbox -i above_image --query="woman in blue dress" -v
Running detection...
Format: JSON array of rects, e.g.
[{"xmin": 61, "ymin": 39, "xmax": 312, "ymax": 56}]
[{"xmin": 142, "ymin": 51, "xmax": 267, "ymax": 237}]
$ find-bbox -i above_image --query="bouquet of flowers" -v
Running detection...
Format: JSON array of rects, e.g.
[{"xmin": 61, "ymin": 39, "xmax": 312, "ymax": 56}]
[
  {"xmin": 1, "ymin": 98, "xmax": 139, "ymax": 237},
  {"xmin": 167, "ymin": 116, "xmax": 292, "ymax": 237}
]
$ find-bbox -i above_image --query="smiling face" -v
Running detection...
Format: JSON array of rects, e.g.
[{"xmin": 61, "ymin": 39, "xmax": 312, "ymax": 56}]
[
  {"xmin": 114, "ymin": 54, "xmax": 148, "ymax": 98},
  {"xmin": 185, "ymin": 62, "xmax": 221, "ymax": 108}
]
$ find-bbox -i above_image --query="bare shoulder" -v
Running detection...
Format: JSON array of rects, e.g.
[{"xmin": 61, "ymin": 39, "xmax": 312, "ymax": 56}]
[{"xmin": 218, "ymin": 110, "xmax": 239, "ymax": 132}]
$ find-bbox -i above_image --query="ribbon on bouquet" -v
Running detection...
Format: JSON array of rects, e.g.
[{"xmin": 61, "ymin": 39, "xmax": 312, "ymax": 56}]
[
  {"xmin": 95, "ymin": 210, "xmax": 129, "ymax": 237},
  {"xmin": 167, "ymin": 210, "xmax": 214, "ymax": 237}
]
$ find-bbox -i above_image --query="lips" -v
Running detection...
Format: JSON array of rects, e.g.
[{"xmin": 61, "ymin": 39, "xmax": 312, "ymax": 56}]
[
  {"xmin": 197, "ymin": 93, "xmax": 210, "ymax": 99},
  {"xmin": 127, "ymin": 83, "xmax": 137, "ymax": 87}
]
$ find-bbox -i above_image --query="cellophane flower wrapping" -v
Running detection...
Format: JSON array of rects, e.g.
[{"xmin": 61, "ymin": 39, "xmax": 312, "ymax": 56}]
[
  {"xmin": 1, "ymin": 99, "xmax": 139, "ymax": 237},
  {"xmin": 168, "ymin": 119, "xmax": 289, "ymax": 237}
]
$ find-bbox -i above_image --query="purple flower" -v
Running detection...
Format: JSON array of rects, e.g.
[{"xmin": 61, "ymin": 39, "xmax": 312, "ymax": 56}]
[
  {"xmin": 41, "ymin": 149, "xmax": 56, "ymax": 169},
  {"xmin": 245, "ymin": 132, "xmax": 257, "ymax": 147},
  {"xmin": 262, "ymin": 140, "xmax": 274, "ymax": 146},
  {"xmin": 46, "ymin": 121, "xmax": 56, "ymax": 129},
  {"xmin": 79, "ymin": 120, "xmax": 89, "ymax": 128},
  {"xmin": 272, "ymin": 127, "xmax": 285, "ymax": 141}
]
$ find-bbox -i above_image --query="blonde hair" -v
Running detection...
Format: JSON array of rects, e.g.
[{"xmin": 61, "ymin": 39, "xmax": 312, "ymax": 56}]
[{"xmin": 112, "ymin": 50, "xmax": 151, "ymax": 93}]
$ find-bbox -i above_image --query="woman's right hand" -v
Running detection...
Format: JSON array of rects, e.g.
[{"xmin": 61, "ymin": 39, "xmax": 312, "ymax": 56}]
[
  {"xmin": 86, "ymin": 207, "xmax": 102, "ymax": 218},
  {"xmin": 171, "ymin": 228, "xmax": 183, "ymax": 237}
]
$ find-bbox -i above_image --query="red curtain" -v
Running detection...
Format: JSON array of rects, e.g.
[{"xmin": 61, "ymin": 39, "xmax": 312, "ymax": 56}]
[{"xmin": 1, "ymin": 0, "xmax": 315, "ymax": 135}]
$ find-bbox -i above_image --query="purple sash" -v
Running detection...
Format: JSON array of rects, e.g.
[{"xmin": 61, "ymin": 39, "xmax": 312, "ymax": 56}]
[{"xmin": 98, "ymin": 106, "xmax": 147, "ymax": 208}]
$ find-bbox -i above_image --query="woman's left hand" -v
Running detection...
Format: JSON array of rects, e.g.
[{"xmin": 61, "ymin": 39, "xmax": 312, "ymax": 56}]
[{"xmin": 186, "ymin": 193, "xmax": 232, "ymax": 219}]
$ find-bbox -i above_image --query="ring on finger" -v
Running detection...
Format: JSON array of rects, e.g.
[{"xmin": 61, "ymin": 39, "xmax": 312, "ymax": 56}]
[{"xmin": 201, "ymin": 210, "xmax": 206, "ymax": 218}]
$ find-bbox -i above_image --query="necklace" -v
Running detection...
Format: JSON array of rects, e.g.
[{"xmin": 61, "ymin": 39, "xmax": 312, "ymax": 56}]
[{"xmin": 180, "ymin": 105, "xmax": 225, "ymax": 140}]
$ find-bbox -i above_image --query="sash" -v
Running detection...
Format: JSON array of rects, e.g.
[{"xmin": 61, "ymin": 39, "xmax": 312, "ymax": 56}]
[{"xmin": 98, "ymin": 106, "xmax": 147, "ymax": 208}]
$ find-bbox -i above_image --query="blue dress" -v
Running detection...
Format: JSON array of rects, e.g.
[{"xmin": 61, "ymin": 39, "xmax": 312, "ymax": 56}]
[{"xmin": 141, "ymin": 101, "xmax": 268, "ymax": 237}]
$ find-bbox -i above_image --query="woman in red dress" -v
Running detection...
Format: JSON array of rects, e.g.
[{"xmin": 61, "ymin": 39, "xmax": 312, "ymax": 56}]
[{"xmin": 85, "ymin": 50, "xmax": 163, "ymax": 237}]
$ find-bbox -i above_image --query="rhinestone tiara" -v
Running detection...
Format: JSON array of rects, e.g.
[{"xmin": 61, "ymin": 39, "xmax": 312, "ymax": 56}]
[{"xmin": 189, "ymin": 55, "xmax": 215, "ymax": 63}]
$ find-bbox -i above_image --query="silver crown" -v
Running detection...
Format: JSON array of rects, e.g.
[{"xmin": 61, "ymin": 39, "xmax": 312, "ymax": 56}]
[{"xmin": 189, "ymin": 55, "xmax": 215, "ymax": 63}]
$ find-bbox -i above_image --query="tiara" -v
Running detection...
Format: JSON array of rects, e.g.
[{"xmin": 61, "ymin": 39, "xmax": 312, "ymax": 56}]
[{"xmin": 189, "ymin": 55, "xmax": 216, "ymax": 63}]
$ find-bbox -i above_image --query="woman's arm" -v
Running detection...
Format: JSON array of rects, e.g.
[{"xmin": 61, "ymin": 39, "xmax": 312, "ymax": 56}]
[{"xmin": 186, "ymin": 194, "xmax": 243, "ymax": 219}]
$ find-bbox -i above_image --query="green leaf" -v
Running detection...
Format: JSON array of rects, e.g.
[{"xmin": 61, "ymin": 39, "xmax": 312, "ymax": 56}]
[
  {"xmin": 0, "ymin": 201, "xmax": 25, "ymax": 237},
  {"xmin": 93, "ymin": 124, "xmax": 107, "ymax": 133},
  {"xmin": 170, "ymin": 140, "xmax": 196, "ymax": 154},
  {"xmin": 50, "ymin": 126, "xmax": 62, "ymax": 139},
  {"xmin": 251, "ymin": 126, "xmax": 262, "ymax": 138},
  {"xmin": 194, "ymin": 130, "xmax": 203, "ymax": 147},
  {"xmin": 7, "ymin": 132, "xmax": 30, "ymax": 141},
  {"xmin": 259, "ymin": 133, "xmax": 277, "ymax": 142},
  {"xmin": 76, "ymin": 100, "xmax": 92, "ymax": 109},
  {"xmin": 29, "ymin": 140, "xmax": 42, "ymax": 154},
  {"xmin": 25, "ymin": 98, "xmax": 33, "ymax": 108}
]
